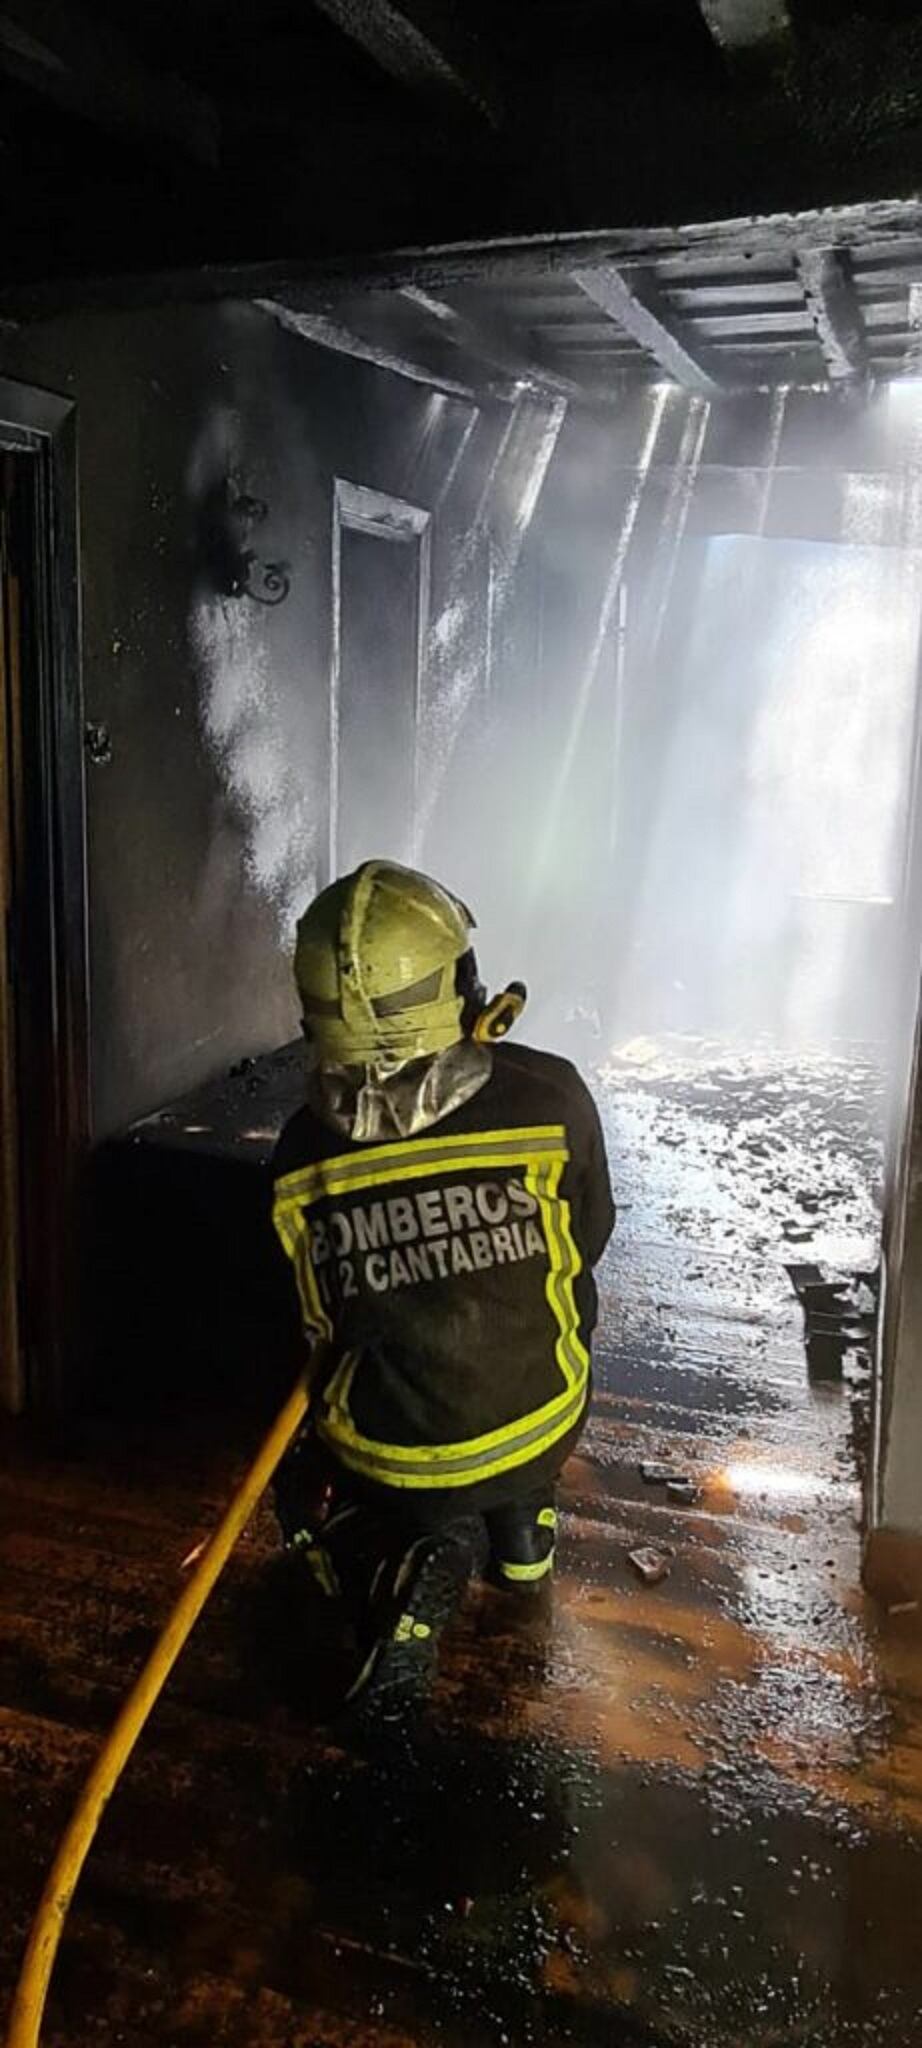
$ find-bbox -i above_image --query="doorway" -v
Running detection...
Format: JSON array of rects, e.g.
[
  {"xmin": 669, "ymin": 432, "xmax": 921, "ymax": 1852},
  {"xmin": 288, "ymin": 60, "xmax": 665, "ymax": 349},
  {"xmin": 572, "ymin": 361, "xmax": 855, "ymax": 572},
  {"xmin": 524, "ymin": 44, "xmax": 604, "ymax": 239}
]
[
  {"xmin": 589, "ymin": 522, "xmax": 922, "ymax": 1486},
  {"xmin": 0, "ymin": 382, "xmax": 86, "ymax": 1414},
  {"xmin": 0, "ymin": 456, "xmax": 25, "ymax": 1411},
  {"xmin": 620, "ymin": 533, "xmax": 922, "ymax": 1053},
  {"xmin": 330, "ymin": 479, "xmax": 431, "ymax": 877}
]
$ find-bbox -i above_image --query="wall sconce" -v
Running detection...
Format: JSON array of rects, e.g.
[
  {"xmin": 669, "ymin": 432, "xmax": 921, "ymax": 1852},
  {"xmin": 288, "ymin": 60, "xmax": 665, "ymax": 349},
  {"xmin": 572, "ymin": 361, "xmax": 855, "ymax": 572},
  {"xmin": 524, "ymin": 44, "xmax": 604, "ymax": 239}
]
[
  {"xmin": 201, "ymin": 486, "xmax": 291, "ymax": 607},
  {"xmin": 83, "ymin": 719, "xmax": 112, "ymax": 765}
]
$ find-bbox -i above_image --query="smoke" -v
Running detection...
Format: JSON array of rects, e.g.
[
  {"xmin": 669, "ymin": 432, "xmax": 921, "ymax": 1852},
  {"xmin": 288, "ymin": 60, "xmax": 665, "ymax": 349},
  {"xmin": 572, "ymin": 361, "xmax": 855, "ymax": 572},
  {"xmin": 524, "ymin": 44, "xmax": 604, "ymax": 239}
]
[
  {"xmin": 629, "ymin": 531, "xmax": 922, "ymax": 1053},
  {"xmin": 403, "ymin": 372, "xmax": 922, "ymax": 1100},
  {"xmin": 416, "ymin": 392, "xmax": 567, "ymax": 854},
  {"xmin": 185, "ymin": 327, "xmax": 922, "ymax": 1096}
]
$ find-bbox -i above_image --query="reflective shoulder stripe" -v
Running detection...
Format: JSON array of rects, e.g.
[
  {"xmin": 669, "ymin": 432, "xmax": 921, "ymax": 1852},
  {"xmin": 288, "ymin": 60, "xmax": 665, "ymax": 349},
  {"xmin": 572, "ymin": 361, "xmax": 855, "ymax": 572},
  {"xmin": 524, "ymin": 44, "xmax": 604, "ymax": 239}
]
[{"xmin": 273, "ymin": 1124, "xmax": 569, "ymax": 1211}]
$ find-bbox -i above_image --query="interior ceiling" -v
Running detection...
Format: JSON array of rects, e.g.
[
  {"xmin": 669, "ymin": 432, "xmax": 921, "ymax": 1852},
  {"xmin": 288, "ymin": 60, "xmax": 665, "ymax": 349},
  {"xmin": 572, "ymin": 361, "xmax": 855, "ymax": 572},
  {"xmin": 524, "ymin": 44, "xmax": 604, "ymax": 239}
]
[
  {"xmin": 263, "ymin": 221, "xmax": 922, "ymax": 404},
  {"xmin": 5, "ymin": 0, "xmax": 922, "ymax": 395}
]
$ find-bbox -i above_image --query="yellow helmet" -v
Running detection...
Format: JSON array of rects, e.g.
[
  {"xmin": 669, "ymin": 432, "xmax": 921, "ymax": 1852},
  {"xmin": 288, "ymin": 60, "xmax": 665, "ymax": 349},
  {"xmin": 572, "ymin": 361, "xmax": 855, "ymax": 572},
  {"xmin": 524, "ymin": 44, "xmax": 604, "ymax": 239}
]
[{"xmin": 295, "ymin": 860, "xmax": 476, "ymax": 1064}]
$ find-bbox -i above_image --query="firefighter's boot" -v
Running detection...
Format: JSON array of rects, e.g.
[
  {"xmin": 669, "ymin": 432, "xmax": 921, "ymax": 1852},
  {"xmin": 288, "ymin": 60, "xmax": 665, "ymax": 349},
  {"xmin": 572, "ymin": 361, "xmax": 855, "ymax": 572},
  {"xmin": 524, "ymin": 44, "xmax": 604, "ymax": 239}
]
[{"xmin": 346, "ymin": 1515, "xmax": 488, "ymax": 1713}]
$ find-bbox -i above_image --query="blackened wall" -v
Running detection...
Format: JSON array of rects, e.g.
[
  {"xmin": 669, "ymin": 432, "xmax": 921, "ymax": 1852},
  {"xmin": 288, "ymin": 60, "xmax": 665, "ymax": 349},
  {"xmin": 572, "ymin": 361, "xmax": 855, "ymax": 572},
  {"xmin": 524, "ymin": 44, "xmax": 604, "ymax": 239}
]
[
  {"xmin": 0, "ymin": 302, "xmax": 544, "ymax": 1133},
  {"xmin": 1, "ymin": 303, "xmax": 310, "ymax": 1130}
]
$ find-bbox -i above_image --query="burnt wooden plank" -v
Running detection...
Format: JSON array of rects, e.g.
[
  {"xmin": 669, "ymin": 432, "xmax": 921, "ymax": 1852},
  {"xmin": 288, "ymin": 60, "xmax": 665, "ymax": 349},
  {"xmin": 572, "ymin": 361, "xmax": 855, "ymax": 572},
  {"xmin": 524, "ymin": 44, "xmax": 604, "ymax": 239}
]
[
  {"xmin": 572, "ymin": 266, "xmax": 724, "ymax": 395},
  {"xmin": 310, "ymin": 0, "xmax": 499, "ymax": 123},
  {"xmin": 398, "ymin": 285, "xmax": 588, "ymax": 400},
  {"xmin": 10, "ymin": 199, "xmax": 922, "ymax": 325},
  {"xmin": 796, "ymin": 247, "xmax": 871, "ymax": 385},
  {"xmin": 258, "ymin": 300, "xmax": 487, "ymax": 402}
]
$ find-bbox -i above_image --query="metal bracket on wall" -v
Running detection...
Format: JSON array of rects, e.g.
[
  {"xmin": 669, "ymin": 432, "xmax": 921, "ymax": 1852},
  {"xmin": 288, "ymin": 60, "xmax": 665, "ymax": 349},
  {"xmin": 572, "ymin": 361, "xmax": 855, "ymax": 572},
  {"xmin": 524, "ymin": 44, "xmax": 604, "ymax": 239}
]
[
  {"xmin": 83, "ymin": 720, "xmax": 112, "ymax": 765},
  {"xmin": 199, "ymin": 487, "xmax": 291, "ymax": 609}
]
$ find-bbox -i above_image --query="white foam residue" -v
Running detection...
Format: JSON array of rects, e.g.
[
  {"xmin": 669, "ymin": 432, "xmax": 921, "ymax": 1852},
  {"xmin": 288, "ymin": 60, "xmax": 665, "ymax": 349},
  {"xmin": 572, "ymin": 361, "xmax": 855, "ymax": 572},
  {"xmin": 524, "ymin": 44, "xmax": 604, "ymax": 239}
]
[
  {"xmin": 431, "ymin": 598, "xmax": 467, "ymax": 654},
  {"xmin": 189, "ymin": 592, "xmax": 316, "ymax": 937}
]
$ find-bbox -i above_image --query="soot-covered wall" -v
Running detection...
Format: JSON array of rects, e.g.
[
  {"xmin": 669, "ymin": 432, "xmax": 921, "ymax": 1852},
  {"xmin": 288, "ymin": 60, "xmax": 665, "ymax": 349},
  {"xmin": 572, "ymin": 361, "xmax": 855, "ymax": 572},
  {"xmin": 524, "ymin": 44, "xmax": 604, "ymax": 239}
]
[
  {"xmin": 1, "ymin": 301, "xmax": 324, "ymax": 1131},
  {"xmin": 0, "ymin": 302, "xmax": 568, "ymax": 1134}
]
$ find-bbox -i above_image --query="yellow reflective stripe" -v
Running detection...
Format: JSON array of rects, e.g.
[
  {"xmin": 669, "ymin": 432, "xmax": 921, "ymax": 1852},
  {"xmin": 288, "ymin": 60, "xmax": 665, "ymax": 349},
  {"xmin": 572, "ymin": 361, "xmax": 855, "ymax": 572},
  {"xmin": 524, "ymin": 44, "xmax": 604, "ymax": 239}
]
[
  {"xmin": 316, "ymin": 1373, "xmax": 588, "ymax": 1488},
  {"xmin": 537, "ymin": 1507, "xmax": 558, "ymax": 1531},
  {"xmin": 327, "ymin": 1362, "xmax": 582, "ymax": 1465},
  {"xmin": 498, "ymin": 1552, "xmax": 555, "ymax": 1583},
  {"xmin": 307, "ymin": 1148, "xmax": 569, "ymax": 1202},
  {"xmin": 273, "ymin": 1205, "xmax": 301, "ymax": 1258},
  {"xmin": 528, "ymin": 1156, "xmax": 589, "ymax": 1391},
  {"xmin": 318, "ymin": 1398, "xmax": 584, "ymax": 1490},
  {"xmin": 273, "ymin": 1124, "xmax": 569, "ymax": 1210},
  {"xmin": 275, "ymin": 1122, "xmax": 567, "ymax": 1188},
  {"xmin": 286, "ymin": 1214, "xmax": 333, "ymax": 1340},
  {"xmin": 325, "ymin": 1347, "xmax": 359, "ymax": 1417}
]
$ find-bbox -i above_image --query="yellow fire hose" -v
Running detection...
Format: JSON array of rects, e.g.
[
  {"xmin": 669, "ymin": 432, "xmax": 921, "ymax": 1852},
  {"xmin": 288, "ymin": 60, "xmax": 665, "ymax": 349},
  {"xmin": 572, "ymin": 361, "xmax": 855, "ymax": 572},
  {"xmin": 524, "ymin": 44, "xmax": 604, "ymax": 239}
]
[{"xmin": 4, "ymin": 1367, "xmax": 314, "ymax": 2048}]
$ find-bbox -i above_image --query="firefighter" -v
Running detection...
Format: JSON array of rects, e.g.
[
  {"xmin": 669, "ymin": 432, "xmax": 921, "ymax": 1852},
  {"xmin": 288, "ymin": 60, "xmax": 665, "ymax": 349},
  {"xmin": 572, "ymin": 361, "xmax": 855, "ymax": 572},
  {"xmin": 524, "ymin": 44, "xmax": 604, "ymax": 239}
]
[{"xmin": 272, "ymin": 859, "xmax": 615, "ymax": 1709}]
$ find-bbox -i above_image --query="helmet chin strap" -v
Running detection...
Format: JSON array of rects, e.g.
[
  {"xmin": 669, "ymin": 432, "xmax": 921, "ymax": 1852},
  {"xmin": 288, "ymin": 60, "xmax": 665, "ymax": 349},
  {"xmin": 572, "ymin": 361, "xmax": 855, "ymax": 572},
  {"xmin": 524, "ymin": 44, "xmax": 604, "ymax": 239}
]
[{"xmin": 472, "ymin": 981, "xmax": 528, "ymax": 1045}]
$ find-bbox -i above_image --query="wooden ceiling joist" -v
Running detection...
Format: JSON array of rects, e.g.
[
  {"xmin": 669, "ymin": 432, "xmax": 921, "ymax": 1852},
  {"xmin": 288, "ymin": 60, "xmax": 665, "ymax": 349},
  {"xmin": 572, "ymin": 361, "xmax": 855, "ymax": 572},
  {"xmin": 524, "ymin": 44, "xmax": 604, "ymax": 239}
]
[
  {"xmin": 10, "ymin": 198, "xmax": 922, "ymax": 328},
  {"xmin": 795, "ymin": 247, "xmax": 870, "ymax": 385},
  {"xmin": 310, "ymin": 0, "xmax": 499, "ymax": 123},
  {"xmin": 398, "ymin": 286, "xmax": 586, "ymax": 402},
  {"xmin": 259, "ymin": 299, "xmax": 487, "ymax": 402},
  {"xmin": 572, "ymin": 265, "xmax": 722, "ymax": 395}
]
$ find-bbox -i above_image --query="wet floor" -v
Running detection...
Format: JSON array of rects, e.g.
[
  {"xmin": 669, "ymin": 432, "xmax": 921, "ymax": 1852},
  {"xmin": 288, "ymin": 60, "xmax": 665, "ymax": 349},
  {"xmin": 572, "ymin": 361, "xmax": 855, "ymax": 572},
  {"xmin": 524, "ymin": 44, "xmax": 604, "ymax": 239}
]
[{"xmin": 3, "ymin": 1037, "xmax": 922, "ymax": 2046}]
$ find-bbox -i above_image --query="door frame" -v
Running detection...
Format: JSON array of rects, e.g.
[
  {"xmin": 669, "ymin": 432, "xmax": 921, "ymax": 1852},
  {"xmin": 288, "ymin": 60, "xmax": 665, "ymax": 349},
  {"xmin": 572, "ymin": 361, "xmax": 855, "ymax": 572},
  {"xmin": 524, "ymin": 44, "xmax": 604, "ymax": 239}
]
[
  {"xmin": 329, "ymin": 478, "xmax": 432, "ymax": 879},
  {"xmin": 0, "ymin": 378, "xmax": 87, "ymax": 1411}
]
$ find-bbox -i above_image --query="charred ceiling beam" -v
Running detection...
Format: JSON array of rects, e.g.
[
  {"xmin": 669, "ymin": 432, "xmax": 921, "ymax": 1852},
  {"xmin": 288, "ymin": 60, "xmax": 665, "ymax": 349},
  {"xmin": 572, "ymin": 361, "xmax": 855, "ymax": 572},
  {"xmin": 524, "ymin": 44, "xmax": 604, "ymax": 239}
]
[
  {"xmin": 571, "ymin": 266, "xmax": 722, "ymax": 396},
  {"xmin": 8, "ymin": 200, "xmax": 922, "ymax": 324},
  {"xmin": 697, "ymin": 0, "xmax": 791, "ymax": 57},
  {"xmin": 258, "ymin": 298, "xmax": 495, "ymax": 403},
  {"xmin": 0, "ymin": 0, "xmax": 218, "ymax": 167},
  {"xmin": 795, "ymin": 247, "xmax": 870, "ymax": 386},
  {"xmin": 310, "ymin": 0, "xmax": 499, "ymax": 124},
  {"xmin": 398, "ymin": 286, "xmax": 589, "ymax": 402}
]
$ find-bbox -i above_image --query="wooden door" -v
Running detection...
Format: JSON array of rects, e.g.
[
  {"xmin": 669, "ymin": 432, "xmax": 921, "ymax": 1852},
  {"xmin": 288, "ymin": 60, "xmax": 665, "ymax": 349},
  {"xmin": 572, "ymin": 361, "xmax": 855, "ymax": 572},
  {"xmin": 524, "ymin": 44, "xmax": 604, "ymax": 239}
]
[
  {"xmin": 0, "ymin": 459, "xmax": 24, "ymax": 1411},
  {"xmin": 0, "ymin": 385, "xmax": 85, "ymax": 1415}
]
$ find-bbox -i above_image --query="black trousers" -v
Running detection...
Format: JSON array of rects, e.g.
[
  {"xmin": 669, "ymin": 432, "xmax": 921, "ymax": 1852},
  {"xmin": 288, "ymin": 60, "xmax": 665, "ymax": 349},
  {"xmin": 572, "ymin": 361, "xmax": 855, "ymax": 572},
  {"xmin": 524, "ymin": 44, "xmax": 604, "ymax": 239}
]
[{"xmin": 274, "ymin": 1424, "xmax": 582, "ymax": 1587}]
